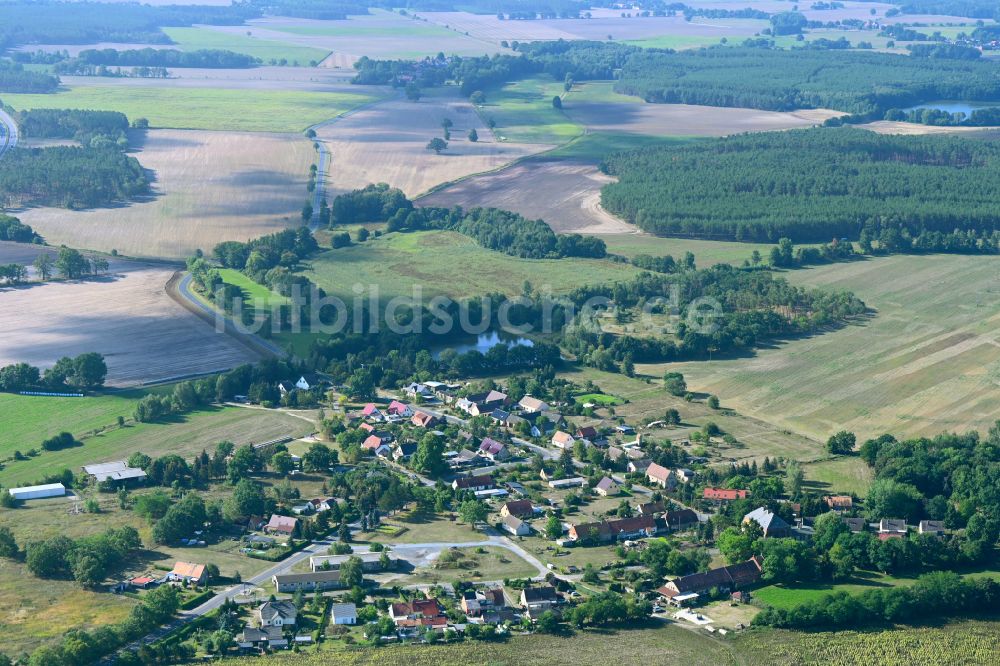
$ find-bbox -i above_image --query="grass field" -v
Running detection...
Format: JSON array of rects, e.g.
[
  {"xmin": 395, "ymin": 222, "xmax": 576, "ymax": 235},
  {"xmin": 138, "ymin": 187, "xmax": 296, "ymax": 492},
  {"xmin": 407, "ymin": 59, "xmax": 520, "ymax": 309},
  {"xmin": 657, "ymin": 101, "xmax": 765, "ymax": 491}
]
[
  {"xmin": 0, "ymin": 391, "xmax": 145, "ymax": 454},
  {"xmin": 483, "ymin": 76, "xmax": 583, "ymax": 144},
  {"xmin": 219, "ymin": 269, "xmax": 289, "ymax": 309},
  {"xmin": 625, "ymin": 33, "xmax": 727, "ymax": 49},
  {"xmin": 802, "ymin": 456, "xmax": 874, "ymax": 497},
  {"xmin": 406, "ymin": 546, "xmax": 539, "ymax": 584},
  {"xmin": 0, "ymin": 86, "xmax": 379, "ymax": 133},
  {"xmin": 601, "ymin": 234, "xmax": 775, "ymax": 266},
  {"xmin": 754, "ymin": 571, "xmax": 912, "ymax": 609},
  {"xmin": 0, "ymin": 559, "xmax": 136, "ymax": 657},
  {"xmin": 18, "ymin": 129, "xmax": 315, "ymax": 259},
  {"xmin": 0, "ymin": 405, "xmax": 312, "ymax": 487},
  {"xmin": 163, "ymin": 26, "xmax": 331, "ymax": 65},
  {"xmin": 298, "ymin": 230, "xmax": 642, "ymax": 302},
  {"xmin": 671, "ymin": 254, "xmax": 1000, "ymax": 442}
]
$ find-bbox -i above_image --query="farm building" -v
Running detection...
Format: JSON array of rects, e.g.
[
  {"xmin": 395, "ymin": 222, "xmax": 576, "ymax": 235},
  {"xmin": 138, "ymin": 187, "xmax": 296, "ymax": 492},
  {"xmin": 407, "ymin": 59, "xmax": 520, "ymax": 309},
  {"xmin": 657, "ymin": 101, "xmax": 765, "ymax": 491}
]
[
  {"xmin": 84, "ymin": 461, "xmax": 147, "ymax": 485},
  {"xmin": 8, "ymin": 483, "xmax": 66, "ymax": 501},
  {"xmin": 309, "ymin": 552, "xmax": 396, "ymax": 573},
  {"xmin": 273, "ymin": 570, "xmax": 344, "ymax": 593}
]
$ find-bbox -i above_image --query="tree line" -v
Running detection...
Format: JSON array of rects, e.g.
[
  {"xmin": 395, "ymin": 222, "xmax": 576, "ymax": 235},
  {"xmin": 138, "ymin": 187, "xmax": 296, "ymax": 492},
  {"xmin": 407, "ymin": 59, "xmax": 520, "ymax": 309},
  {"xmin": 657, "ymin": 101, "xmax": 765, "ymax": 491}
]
[
  {"xmin": 0, "ymin": 352, "xmax": 108, "ymax": 392},
  {"xmin": 16, "ymin": 108, "xmax": 130, "ymax": 147},
  {"xmin": 67, "ymin": 47, "xmax": 259, "ymax": 69},
  {"xmin": 332, "ymin": 184, "xmax": 607, "ymax": 259},
  {"xmin": 0, "ymin": 214, "xmax": 41, "ymax": 243},
  {"xmin": 600, "ymin": 127, "xmax": 1000, "ymax": 243},
  {"xmin": 0, "ymin": 59, "xmax": 59, "ymax": 93}
]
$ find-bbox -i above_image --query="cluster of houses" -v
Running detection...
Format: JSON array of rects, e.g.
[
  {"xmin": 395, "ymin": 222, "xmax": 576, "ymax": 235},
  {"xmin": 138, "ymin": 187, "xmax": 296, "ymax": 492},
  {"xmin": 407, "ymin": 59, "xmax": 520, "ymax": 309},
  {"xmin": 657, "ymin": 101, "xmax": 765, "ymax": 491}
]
[
  {"xmin": 238, "ymin": 599, "xmax": 349, "ymax": 650},
  {"xmin": 562, "ymin": 506, "xmax": 699, "ymax": 546}
]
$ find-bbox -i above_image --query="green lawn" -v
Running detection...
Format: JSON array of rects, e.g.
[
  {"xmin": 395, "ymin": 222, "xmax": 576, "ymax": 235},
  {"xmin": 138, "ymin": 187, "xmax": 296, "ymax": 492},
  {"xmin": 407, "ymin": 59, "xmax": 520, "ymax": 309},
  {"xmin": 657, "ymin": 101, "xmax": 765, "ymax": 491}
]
[
  {"xmin": 754, "ymin": 571, "xmax": 911, "ymax": 609},
  {"xmin": 0, "ymin": 405, "xmax": 312, "ymax": 487},
  {"xmin": 546, "ymin": 132, "xmax": 693, "ymax": 162},
  {"xmin": 625, "ymin": 34, "xmax": 726, "ymax": 50},
  {"xmin": 298, "ymin": 230, "xmax": 642, "ymax": 302},
  {"xmin": 803, "ymin": 456, "xmax": 874, "ymax": 497},
  {"xmin": 163, "ymin": 26, "xmax": 331, "ymax": 65},
  {"xmin": 271, "ymin": 24, "xmax": 452, "ymax": 39},
  {"xmin": 481, "ymin": 76, "xmax": 583, "ymax": 144},
  {"xmin": 218, "ymin": 268, "xmax": 289, "ymax": 309},
  {"xmin": 575, "ymin": 392, "xmax": 623, "ymax": 406},
  {"xmin": 0, "ymin": 86, "xmax": 381, "ymax": 133},
  {"xmin": 0, "ymin": 391, "xmax": 146, "ymax": 457}
]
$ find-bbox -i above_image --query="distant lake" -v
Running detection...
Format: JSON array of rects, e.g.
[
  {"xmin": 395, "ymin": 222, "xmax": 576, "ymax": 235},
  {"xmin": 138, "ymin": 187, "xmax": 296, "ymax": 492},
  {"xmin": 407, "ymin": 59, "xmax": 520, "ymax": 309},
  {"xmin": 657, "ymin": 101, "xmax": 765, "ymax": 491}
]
[
  {"xmin": 904, "ymin": 100, "xmax": 1000, "ymax": 116},
  {"xmin": 430, "ymin": 331, "xmax": 534, "ymax": 358}
]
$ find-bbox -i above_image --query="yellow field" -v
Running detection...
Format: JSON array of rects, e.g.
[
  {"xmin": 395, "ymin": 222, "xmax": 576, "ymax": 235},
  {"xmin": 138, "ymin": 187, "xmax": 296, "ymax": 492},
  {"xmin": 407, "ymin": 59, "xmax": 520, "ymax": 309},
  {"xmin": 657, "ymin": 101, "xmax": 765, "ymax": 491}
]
[{"xmin": 17, "ymin": 129, "xmax": 315, "ymax": 259}]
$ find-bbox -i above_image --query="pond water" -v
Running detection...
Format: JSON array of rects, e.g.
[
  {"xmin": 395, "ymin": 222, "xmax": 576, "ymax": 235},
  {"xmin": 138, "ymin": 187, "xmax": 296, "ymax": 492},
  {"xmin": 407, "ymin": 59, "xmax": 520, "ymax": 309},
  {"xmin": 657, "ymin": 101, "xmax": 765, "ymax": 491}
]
[
  {"xmin": 903, "ymin": 100, "xmax": 1000, "ymax": 116},
  {"xmin": 430, "ymin": 330, "xmax": 534, "ymax": 358}
]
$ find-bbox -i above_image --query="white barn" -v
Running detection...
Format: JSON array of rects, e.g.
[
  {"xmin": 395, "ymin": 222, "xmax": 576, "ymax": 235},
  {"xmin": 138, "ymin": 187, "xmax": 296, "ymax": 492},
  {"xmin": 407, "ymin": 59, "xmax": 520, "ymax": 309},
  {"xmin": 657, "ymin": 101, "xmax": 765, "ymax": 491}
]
[{"xmin": 9, "ymin": 483, "xmax": 66, "ymax": 501}]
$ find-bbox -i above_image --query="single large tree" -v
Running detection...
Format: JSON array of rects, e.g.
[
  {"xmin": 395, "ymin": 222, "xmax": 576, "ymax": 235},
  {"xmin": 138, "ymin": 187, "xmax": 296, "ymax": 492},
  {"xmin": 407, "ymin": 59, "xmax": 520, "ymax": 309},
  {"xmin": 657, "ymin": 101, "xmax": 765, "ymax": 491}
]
[{"xmin": 426, "ymin": 137, "xmax": 448, "ymax": 154}]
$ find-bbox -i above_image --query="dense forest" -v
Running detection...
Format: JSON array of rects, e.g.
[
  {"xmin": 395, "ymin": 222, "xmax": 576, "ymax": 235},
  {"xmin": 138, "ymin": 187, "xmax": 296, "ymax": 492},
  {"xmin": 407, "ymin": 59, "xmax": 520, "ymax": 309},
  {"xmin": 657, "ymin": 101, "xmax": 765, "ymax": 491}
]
[
  {"xmin": 0, "ymin": 60, "xmax": 59, "ymax": 93},
  {"xmin": 614, "ymin": 47, "xmax": 1000, "ymax": 115},
  {"xmin": 330, "ymin": 184, "xmax": 607, "ymax": 259},
  {"xmin": 16, "ymin": 109, "xmax": 130, "ymax": 146},
  {"xmin": 67, "ymin": 48, "xmax": 260, "ymax": 69},
  {"xmin": 600, "ymin": 127, "xmax": 1000, "ymax": 244},
  {"xmin": 0, "ymin": 145, "xmax": 148, "ymax": 209},
  {"xmin": 865, "ymin": 0, "xmax": 1000, "ymax": 19}
]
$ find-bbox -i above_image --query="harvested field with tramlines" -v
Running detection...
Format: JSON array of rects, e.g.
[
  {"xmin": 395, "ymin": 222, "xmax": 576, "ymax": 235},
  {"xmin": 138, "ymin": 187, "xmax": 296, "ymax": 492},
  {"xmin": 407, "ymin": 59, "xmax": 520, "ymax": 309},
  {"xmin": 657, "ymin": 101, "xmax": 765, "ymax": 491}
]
[
  {"xmin": 660, "ymin": 254, "xmax": 1000, "ymax": 442},
  {"xmin": 0, "ymin": 244, "xmax": 260, "ymax": 386},
  {"xmin": 318, "ymin": 90, "xmax": 547, "ymax": 199},
  {"xmin": 15, "ymin": 129, "xmax": 315, "ymax": 259}
]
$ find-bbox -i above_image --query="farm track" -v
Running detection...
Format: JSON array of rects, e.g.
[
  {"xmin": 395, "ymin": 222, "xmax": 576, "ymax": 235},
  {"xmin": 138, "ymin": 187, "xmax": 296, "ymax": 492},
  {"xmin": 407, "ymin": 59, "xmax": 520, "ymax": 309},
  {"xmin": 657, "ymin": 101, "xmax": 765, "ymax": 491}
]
[{"xmin": 0, "ymin": 107, "xmax": 18, "ymax": 158}]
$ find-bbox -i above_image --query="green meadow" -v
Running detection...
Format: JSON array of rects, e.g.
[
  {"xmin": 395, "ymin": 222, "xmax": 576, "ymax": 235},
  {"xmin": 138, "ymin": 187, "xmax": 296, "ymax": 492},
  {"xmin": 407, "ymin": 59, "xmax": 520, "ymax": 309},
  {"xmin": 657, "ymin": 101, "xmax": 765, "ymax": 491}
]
[
  {"xmin": 0, "ymin": 86, "xmax": 380, "ymax": 132},
  {"xmin": 481, "ymin": 76, "xmax": 583, "ymax": 144},
  {"xmin": 163, "ymin": 26, "xmax": 331, "ymax": 65}
]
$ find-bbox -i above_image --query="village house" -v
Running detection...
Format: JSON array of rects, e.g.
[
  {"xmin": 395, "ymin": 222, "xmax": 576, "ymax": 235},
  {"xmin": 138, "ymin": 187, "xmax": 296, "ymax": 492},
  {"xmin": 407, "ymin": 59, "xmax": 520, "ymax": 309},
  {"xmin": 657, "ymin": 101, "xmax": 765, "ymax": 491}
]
[
  {"xmin": 403, "ymin": 382, "xmax": 432, "ymax": 399},
  {"xmin": 411, "ymin": 410, "xmax": 438, "ymax": 428},
  {"xmin": 500, "ymin": 499, "xmax": 535, "ymax": 519},
  {"xmin": 479, "ymin": 437, "xmax": 511, "ymax": 462},
  {"xmin": 393, "ymin": 442, "xmax": 418, "ymax": 462},
  {"xmin": 646, "ymin": 462, "xmax": 675, "ymax": 489},
  {"xmin": 841, "ymin": 516, "xmax": 866, "ymax": 533},
  {"xmin": 518, "ymin": 395, "xmax": 549, "ymax": 413},
  {"xmin": 628, "ymin": 458, "xmax": 652, "ymax": 475},
  {"xmin": 825, "ymin": 495, "xmax": 854, "ymax": 511},
  {"xmin": 167, "ymin": 561, "xmax": 206, "ymax": 585},
  {"xmin": 389, "ymin": 598, "xmax": 447, "ymax": 633},
  {"xmin": 387, "ymin": 400, "xmax": 412, "ymax": 418},
  {"xmin": 264, "ymin": 514, "xmax": 298, "ymax": 537},
  {"xmin": 461, "ymin": 587, "xmax": 507, "ymax": 621},
  {"xmin": 330, "ymin": 603, "xmax": 358, "ymax": 625},
  {"xmin": 616, "ymin": 424, "xmax": 636, "ymax": 435},
  {"xmin": 272, "ymin": 570, "xmax": 344, "ymax": 593},
  {"xmin": 743, "ymin": 507, "xmax": 791, "ymax": 538},
  {"xmin": 577, "ymin": 425, "xmax": 598, "ymax": 440},
  {"xmin": 257, "ymin": 600, "xmax": 297, "ymax": 628},
  {"xmin": 879, "ymin": 518, "xmax": 907, "ymax": 538},
  {"xmin": 502, "ymin": 514, "xmax": 531, "ymax": 536},
  {"xmin": 551, "ymin": 430, "xmax": 575, "ymax": 450},
  {"xmin": 664, "ymin": 508, "xmax": 699, "ymax": 531},
  {"xmin": 362, "ymin": 435, "xmax": 392, "ymax": 457},
  {"xmin": 919, "ymin": 520, "xmax": 946, "ymax": 536},
  {"xmin": 520, "ymin": 585, "xmax": 560, "ymax": 619},
  {"xmin": 449, "ymin": 449, "xmax": 479, "ymax": 469},
  {"xmin": 361, "ymin": 403, "xmax": 384, "ymax": 421},
  {"xmin": 635, "ymin": 502, "xmax": 664, "ymax": 516},
  {"xmin": 452, "ymin": 474, "xmax": 495, "ymax": 492},
  {"xmin": 594, "ymin": 476, "xmax": 619, "ymax": 497},
  {"xmin": 703, "ymin": 487, "xmax": 748, "ymax": 501},
  {"xmin": 238, "ymin": 625, "xmax": 284, "ymax": 650},
  {"xmin": 657, "ymin": 557, "xmax": 763, "ymax": 606},
  {"xmin": 548, "ymin": 477, "xmax": 585, "ymax": 490},
  {"xmin": 568, "ymin": 515, "xmax": 658, "ymax": 544}
]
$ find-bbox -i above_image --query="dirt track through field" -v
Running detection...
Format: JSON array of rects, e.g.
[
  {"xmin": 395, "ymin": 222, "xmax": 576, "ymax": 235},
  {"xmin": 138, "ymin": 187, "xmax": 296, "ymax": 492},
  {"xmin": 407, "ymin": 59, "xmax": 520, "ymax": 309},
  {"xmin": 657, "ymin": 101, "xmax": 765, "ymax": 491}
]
[{"xmin": 0, "ymin": 243, "xmax": 261, "ymax": 386}]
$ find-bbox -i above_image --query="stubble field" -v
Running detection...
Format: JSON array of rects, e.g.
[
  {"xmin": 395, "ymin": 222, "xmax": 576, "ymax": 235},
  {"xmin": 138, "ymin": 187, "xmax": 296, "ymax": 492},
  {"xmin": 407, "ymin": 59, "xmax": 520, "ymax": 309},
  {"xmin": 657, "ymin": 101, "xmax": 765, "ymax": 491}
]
[
  {"xmin": 0, "ymin": 246, "xmax": 261, "ymax": 387},
  {"xmin": 15, "ymin": 129, "xmax": 315, "ymax": 258},
  {"xmin": 317, "ymin": 90, "xmax": 547, "ymax": 198}
]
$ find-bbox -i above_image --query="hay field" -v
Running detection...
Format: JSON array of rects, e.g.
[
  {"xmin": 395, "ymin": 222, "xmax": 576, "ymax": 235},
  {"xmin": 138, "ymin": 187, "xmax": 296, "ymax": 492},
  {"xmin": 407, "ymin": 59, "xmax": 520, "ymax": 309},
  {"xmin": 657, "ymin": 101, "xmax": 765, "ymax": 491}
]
[
  {"xmin": 666, "ymin": 254, "xmax": 1000, "ymax": 442},
  {"xmin": 861, "ymin": 121, "xmax": 1000, "ymax": 136},
  {"xmin": 163, "ymin": 26, "xmax": 331, "ymax": 65},
  {"xmin": 0, "ymin": 251, "xmax": 261, "ymax": 387},
  {"xmin": 16, "ymin": 129, "xmax": 315, "ymax": 259},
  {"xmin": 0, "ymin": 85, "xmax": 379, "ymax": 132},
  {"xmin": 420, "ymin": 159, "xmax": 634, "ymax": 234},
  {"xmin": 252, "ymin": 10, "xmax": 505, "ymax": 61},
  {"xmin": 601, "ymin": 234, "xmax": 776, "ymax": 266},
  {"xmin": 300, "ymin": 230, "xmax": 642, "ymax": 302},
  {"xmin": 317, "ymin": 90, "xmax": 547, "ymax": 198},
  {"xmin": 485, "ymin": 76, "xmax": 583, "ymax": 144}
]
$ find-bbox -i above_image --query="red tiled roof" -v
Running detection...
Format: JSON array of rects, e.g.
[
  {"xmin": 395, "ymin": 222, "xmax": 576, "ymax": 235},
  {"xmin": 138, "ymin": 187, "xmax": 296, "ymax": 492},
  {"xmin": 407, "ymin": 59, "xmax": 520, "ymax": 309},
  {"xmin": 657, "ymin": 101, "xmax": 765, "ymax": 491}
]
[{"xmin": 703, "ymin": 487, "xmax": 748, "ymax": 501}]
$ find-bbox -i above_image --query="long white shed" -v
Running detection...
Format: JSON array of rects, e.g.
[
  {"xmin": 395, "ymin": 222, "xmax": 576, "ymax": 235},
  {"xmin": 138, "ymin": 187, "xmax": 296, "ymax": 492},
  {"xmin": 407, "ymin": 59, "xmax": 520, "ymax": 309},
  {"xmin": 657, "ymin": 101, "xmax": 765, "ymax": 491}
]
[{"xmin": 9, "ymin": 482, "xmax": 66, "ymax": 500}]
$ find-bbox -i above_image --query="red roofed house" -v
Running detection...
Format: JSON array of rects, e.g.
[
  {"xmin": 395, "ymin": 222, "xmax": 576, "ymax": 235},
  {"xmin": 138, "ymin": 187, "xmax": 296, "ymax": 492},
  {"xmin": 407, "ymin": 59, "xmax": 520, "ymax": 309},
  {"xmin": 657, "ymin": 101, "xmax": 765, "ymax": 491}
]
[
  {"xmin": 500, "ymin": 499, "xmax": 535, "ymax": 519},
  {"xmin": 389, "ymin": 598, "xmax": 446, "ymax": 632},
  {"xmin": 551, "ymin": 431, "xmax": 575, "ymax": 450},
  {"xmin": 358, "ymin": 422, "xmax": 375, "ymax": 433},
  {"xmin": 361, "ymin": 403, "xmax": 383, "ymax": 421},
  {"xmin": 265, "ymin": 514, "xmax": 299, "ymax": 537},
  {"xmin": 362, "ymin": 435, "xmax": 392, "ymax": 457},
  {"xmin": 825, "ymin": 495, "xmax": 854, "ymax": 511},
  {"xmin": 411, "ymin": 411, "xmax": 438, "ymax": 428},
  {"xmin": 387, "ymin": 400, "xmax": 412, "ymax": 418},
  {"xmin": 168, "ymin": 561, "xmax": 207, "ymax": 585},
  {"xmin": 577, "ymin": 425, "xmax": 598, "ymax": 440},
  {"xmin": 657, "ymin": 557, "xmax": 762, "ymax": 605},
  {"xmin": 703, "ymin": 487, "xmax": 748, "ymax": 502},
  {"xmin": 567, "ymin": 515, "xmax": 658, "ymax": 544},
  {"xmin": 646, "ymin": 462, "xmax": 674, "ymax": 489}
]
